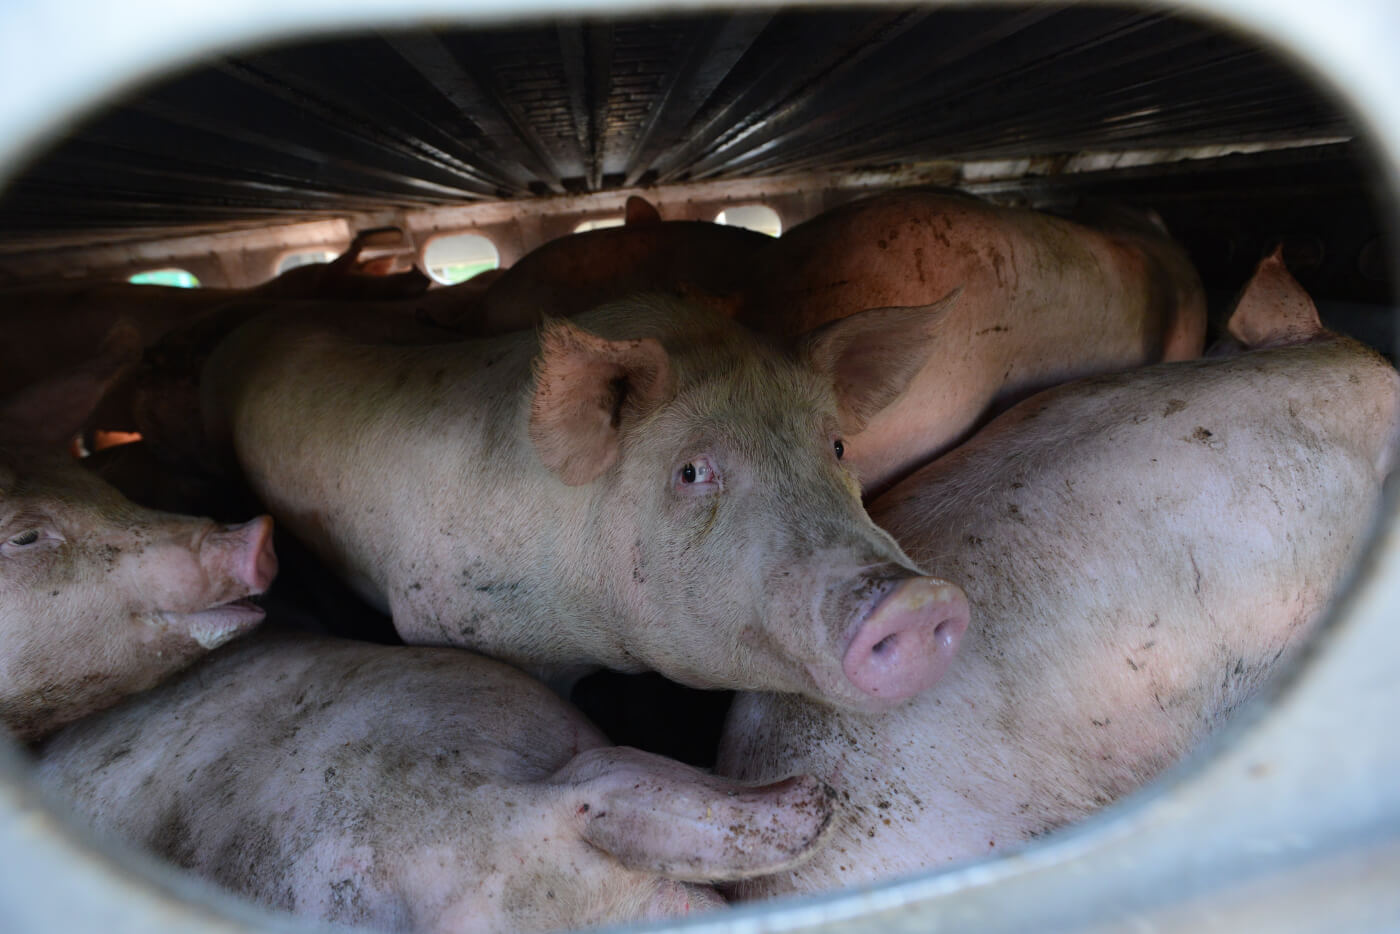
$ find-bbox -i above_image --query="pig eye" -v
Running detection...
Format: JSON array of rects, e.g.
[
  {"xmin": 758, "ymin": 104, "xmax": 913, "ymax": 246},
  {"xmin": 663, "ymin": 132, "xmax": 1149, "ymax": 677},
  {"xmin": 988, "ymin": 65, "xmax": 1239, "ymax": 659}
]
[
  {"xmin": 675, "ymin": 457, "xmax": 720, "ymax": 491},
  {"xmin": 834, "ymin": 439, "xmax": 845, "ymax": 460},
  {"xmin": 2, "ymin": 529, "xmax": 44, "ymax": 555}
]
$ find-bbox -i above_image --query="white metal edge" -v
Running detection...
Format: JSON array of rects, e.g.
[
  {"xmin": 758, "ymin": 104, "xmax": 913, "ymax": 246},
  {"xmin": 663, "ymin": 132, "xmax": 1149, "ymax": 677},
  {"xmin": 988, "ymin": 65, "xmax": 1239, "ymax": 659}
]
[{"xmin": 0, "ymin": 1, "xmax": 1396, "ymax": 932}]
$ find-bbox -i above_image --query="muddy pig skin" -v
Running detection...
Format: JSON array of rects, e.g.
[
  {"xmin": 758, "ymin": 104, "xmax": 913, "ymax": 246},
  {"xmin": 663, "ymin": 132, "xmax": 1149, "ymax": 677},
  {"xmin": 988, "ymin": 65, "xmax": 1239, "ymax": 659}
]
[
  {"xmin": 739, "ymin": 189, "xmax": 1207, "ymax": 493},
  {"xmin": 202, "ymin": 295, "xmax": 970, "ymax": 712},
  {"xmin": 0, "ymin": 446, "xmax": 276, "ymax": 740},
  {"xmin": 35, "ymin": 632, "xmax": 837, "ymax": 934},
  {"xmin": 716, "ymin": 253, "xmax": 1399, "ymax": 897}
]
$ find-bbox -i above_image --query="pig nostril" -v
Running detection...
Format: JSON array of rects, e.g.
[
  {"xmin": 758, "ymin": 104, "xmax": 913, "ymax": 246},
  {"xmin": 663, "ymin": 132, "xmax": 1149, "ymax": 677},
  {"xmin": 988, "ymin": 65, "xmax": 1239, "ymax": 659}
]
[{"xmin": 871, "ymin": 634, "xmax": 897, "ymax": 655}]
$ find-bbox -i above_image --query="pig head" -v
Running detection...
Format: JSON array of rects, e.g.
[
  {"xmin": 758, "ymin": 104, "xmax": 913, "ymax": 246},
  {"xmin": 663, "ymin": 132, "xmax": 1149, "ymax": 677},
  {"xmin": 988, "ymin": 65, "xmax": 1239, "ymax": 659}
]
[
  {"xmin": 530, "ymin": 298, "xmax": 971, "ymax": 708},
  {"xmin": 0, "ymin": 355, "xmax": 276, "ymax": 740}
]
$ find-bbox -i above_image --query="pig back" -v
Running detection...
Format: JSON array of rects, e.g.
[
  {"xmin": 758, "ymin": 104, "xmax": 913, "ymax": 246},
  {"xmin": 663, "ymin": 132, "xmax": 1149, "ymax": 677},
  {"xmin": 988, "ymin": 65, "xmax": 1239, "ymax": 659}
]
[
  {"xmin": 720, "ymin": 335, "xmax": 1399, "ymax": 895},
  {"xmin": 736, "ymin": 189, "xmax": 1207, "ymax": 490},
  {"xmin": 881, "ymin": 337, "xmax": 1399, "ymax": 700},
  {"xmin": 741, "ymin": 189, "xmax": 1201, "ymax": 351},
  {"xmin": 35, "ymin": 634, "xmax": 607, "ymax": 927},
  {"xmin": 476, "ymin": 220, "xmax": 769, "ymax": 332}
]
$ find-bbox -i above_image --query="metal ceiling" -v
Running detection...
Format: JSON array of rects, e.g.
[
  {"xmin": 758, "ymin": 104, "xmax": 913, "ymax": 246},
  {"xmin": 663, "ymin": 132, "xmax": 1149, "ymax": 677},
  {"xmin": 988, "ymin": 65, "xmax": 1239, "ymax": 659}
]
[{"xmin": 0, "ymin": 4, "xmax": 1353, "ymax": 247}]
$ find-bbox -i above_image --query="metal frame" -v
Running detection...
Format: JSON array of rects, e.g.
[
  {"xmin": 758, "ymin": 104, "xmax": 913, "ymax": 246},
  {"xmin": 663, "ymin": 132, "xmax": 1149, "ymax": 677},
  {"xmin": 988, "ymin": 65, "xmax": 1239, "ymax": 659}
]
[{"xmin": 0, "ymin": 2, "xmax": 1397, "ymax": 932}]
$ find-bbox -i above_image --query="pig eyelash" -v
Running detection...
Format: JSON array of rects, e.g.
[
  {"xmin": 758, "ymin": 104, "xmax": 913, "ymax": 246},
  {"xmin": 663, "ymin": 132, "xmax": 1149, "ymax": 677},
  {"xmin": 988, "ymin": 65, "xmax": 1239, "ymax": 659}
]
[{"xmin": 675, "ymin": 456, "xmax": 721, "ymax": 491}]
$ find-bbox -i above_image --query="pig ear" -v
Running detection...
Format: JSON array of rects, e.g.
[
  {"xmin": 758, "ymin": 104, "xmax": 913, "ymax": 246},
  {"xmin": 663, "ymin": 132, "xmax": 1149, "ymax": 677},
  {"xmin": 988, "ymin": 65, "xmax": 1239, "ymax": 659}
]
[
  {"xmin": 1226, "ymin": 246, "xmax": 1326, "ymax": 349},
  {"xmin": 552, "ymin": 747, "xmax": 835, "ymax": 883},
  {"xmin": 802, "ymin": 288, "xmax": 961, "ymax": 434},
  {"xmin": 530, "ymin": 318, "xmax": 673, "ymax": 486},
  {"xmin": 0, "ymin": 321, "xmax": 142, "ymax": 447},
  {"xmin": 625, "ymin": 196, "xmax": 662, "ymax": 226}
]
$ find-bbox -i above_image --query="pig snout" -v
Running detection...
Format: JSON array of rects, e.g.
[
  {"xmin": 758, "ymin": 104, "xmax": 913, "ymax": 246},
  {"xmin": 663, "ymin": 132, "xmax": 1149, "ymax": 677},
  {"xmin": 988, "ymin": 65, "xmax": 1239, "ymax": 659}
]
[
  {"xmin": 158, "ymin": 516, "xmax": 278, "ymax": 649},
  {"xmin": 202, "ymin": 516, "xmax": 278, "ymax": 596},
  {"xmin": 841, "ymin": 575, "xmax": 969, "ymax": 707}
]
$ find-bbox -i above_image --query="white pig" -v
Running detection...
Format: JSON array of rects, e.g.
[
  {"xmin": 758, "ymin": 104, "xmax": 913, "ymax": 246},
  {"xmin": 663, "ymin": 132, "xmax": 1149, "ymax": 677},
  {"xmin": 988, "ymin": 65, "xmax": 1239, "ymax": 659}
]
[
  {"xmin": 0, "ymin": 452, "xmax": 275, "ymax": 741},
  {"xmin": 717, "ymin": 250, "xmax": 1399, "ymax": 896},
  {"xmin": 739, "ymin": 189, "xmax": 1208, "ymax": 493},
  {"xmin": 472, "ymin": 196, "xmax": 772, "ymax": 333},
  {"xmin": 36, "ymin": 631, "xmax": 836, "ymax": 934},
  {"xmin": 0, "ymin": 364, "xmax": 277, "ymax": 740},
  {"xmin": 201, "ymin": 295, "xmax": 971, "ymax": 711}
]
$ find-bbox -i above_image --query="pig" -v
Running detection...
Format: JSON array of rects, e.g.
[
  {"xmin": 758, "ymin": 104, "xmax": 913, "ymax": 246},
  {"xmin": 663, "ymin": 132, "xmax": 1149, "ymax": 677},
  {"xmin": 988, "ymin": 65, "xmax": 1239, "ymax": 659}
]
[
  {"xmin": 201, "ymin": 294, "xmax": 971, "ymax": 711},
  {"xmin": 738, "ymin": 189, "xmax": 1208, "ymax": 493},
  {"xmin": 715, "ymin": 250, "xmax": 1399, "ymax": 898},
  {"xmin": 0, "ymin": 229, "xmax": 429, "ymax": 407},
  {"xmin": 471, "ymin": 196, "xmax": 772, "ymax": 333},
  {"xmin": 0, "ymin": 355, "xmax": 277, "ymax": 740},
  {"xmin": 35, "ymin": 631, "xmax": 837, "ymax": 934},
  {"xmin": 128, "ymin": 287, "xmax": 489, "ymax": 475}
]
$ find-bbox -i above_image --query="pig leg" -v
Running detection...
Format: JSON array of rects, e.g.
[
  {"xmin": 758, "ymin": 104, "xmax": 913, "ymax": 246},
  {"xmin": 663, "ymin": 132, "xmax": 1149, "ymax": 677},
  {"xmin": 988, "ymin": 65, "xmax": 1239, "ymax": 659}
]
[{"xmin": 547, "ymin": 745, "xmax": 836, "ymax": 882}]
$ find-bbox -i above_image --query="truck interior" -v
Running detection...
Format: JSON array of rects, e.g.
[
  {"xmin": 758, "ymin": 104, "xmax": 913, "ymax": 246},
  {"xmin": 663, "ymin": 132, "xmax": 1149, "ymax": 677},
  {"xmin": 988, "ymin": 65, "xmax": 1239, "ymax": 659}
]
[{"xmin": 0, "ymin": 1, "xmax": 1396, "ymax": 932}]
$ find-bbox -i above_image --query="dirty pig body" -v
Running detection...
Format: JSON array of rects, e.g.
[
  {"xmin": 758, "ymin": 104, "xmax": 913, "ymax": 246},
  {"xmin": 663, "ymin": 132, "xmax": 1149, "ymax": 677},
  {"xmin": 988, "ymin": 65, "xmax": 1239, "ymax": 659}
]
[
  {"xmin": 36, "ymin": 632, "xmax": 836, "ymax": 934},
  {"xmin": 739, "ymin": 189, "xmax": 1207, "ymax": 492},
  {"xmin": 475, "ymin": 207, "xmax": 771, "ymax": 333},
  {"xmin": 0, "ymin": 446, "xmax": 276, "ymax": 740},
  {"xmin": 718, "ymin": 287, "xmax": 1398, "ymax": 894},
  {"xmin": 203, "ymin": 296, "xmax": 970, "ymax": 711}
]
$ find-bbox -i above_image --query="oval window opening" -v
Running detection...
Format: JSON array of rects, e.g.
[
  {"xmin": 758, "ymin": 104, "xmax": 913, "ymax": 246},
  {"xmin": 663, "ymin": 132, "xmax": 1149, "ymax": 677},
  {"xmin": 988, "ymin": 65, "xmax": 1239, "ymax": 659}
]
[
  {"xmin": 127, "ymin": 268, "xmax": 200, "ymax": 288},
  {"xmin": 574, "ymin": 216, "xmax": 625, "ymax": 232},
  {"xmin": 716, "ymin": 204, "xmax": 782, "ymax": 236},
  {"xmin": 276, "ymin": 250, "xmax": 337, "ymax": 274},
  {"xmin": 423, "ymin": 233, "xmax": 499, "ymax": 285}
]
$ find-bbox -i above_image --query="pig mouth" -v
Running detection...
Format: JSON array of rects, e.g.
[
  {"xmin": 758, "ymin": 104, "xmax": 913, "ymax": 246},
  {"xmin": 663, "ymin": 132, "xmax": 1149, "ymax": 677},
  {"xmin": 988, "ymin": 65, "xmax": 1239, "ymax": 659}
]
[{"xmin": 159, "ymin": 597, "xmax": 267, "ymax": 649}]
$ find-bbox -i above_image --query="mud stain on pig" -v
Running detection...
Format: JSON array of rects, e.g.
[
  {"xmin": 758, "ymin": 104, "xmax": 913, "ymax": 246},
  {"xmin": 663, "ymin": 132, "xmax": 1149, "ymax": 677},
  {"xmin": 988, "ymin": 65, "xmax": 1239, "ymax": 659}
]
[
  {"xmin": 328, "ymin": 877, "xmax": 370, "ymax": 923},
  {"xmin": 147, "ymin": 805, "xmax": 202, "ymax": 868},
  {"xmin": 97, "ymin": 543, "xmax": 120, "ymax": 572},
  {"xmin": 990, "ymin": 250, "xmax": 1007, "ymax": 289},
  {"xmin": 95, "ymin": 742, "xmax": 133, "ymax": 770},
  {"xmin": 1187, "ymin": 426, "xmax": 1225, "ymax": 450},
  {"xmin": 1162, "ymin": 399, "xmax": 1187, "ymax": 417},
  {"xmin": 218, "ymin": 825, "xmax": 298, "ymax": 910}
]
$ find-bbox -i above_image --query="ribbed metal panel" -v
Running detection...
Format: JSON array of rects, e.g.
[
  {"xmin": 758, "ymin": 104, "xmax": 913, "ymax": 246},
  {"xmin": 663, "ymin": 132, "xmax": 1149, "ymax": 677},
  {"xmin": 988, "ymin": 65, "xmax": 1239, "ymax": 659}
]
[{"xmin": 0, "ymin": 4, "xmax": 1350, "ymax": 244}]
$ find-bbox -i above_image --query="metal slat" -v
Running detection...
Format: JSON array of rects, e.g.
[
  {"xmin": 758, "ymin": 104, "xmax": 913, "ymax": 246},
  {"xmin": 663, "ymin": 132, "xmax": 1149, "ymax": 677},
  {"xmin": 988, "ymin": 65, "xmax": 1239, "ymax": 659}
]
[
  {"xmin": 0, "ymin": 6, "xmax": 1364, "ymax": 240},
  {"xmin": 385, "ymin": 32, "xmax": 568, "ymax": 193},
  {"xmin": 618, "ymin": 12, "xmax": 775, "ymax": 187}
]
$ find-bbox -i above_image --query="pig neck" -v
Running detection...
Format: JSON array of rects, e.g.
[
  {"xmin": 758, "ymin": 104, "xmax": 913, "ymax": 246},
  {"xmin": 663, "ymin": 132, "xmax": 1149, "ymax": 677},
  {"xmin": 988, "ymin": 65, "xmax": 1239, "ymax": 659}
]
[{"xmin": 334, "ymin": 334, "xmax": 632, "ymax": 666}]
